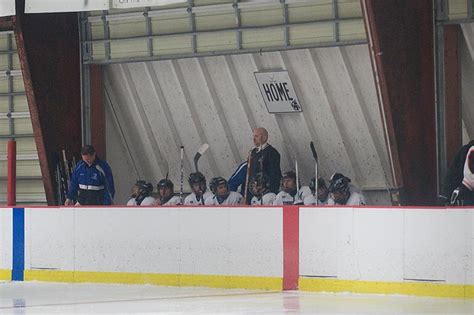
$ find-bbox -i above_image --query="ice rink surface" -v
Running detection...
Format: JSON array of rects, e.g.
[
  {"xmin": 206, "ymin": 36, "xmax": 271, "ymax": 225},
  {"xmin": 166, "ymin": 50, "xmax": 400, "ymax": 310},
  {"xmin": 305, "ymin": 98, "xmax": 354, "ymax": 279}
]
[{"xmin": 1, "ymin": 281, "xmax": 473, "ymax": 314}]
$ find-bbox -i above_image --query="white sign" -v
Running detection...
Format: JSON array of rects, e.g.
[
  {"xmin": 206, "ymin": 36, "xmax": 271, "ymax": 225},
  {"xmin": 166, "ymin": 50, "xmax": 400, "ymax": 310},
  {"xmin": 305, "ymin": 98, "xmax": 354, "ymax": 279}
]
[
  {"xmin": 0, "ymin": 0, "xmax": 15, "ymax": 17},
  {"xmin": 112, "ymin": 0, "xmax": 186, "ymax": 9},
  {"xmin": 25, "ymin": 0, "xmax": 108, "ymax": 13},
  {"xmin": 254, "ymin": 71, "xmax": 302, "ymax": 113}
]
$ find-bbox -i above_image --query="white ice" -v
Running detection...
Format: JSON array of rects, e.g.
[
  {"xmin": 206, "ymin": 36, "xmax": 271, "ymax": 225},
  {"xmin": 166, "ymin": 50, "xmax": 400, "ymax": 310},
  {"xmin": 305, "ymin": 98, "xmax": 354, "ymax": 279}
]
[{"xmin": 0, "ymin": 281, "xmax": 473, "ymax": 314}]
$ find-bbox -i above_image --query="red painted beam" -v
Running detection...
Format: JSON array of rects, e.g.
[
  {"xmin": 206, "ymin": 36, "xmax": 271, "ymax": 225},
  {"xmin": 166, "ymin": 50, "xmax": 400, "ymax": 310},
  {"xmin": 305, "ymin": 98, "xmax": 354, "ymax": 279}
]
[
  {"xmin": 443, "ymin": 25, "xmax": 462, "ymax": 165},
  {"xmin": 360, "ymin": 0, "xmax": 403, "ymax": 193},
  {"xmin": 13, "ymin": 15, "xmax": 55, "ymax": 205},
  {"xmin": 361, "ymin": 0, "xmax": 436, "ymax": 205},
  {"xmin": 14, "ymin": 1, "xmax": 82, "ymax": 205},
  {"xmin": 7, "ymin": 140, "xmax": 16, "ymax": 206}
]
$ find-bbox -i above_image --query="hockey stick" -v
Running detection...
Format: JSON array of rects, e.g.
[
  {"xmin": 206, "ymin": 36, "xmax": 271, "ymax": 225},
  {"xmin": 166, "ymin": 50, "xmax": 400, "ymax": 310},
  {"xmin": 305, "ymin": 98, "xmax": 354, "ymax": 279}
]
[
  {"xmin": 193, "ymin": 143, "xmax": 209, "ymax": 172},
  {"xmin": 242, "ymin": 150, "xmax": 252, "ymax": 205},
  {"xmin": 180, "ymin": 146, "xmax": 184, "ymax": 204},
  {"xmin": 294, "ymin": 157, "xmax": 303, "ymax": 204},
  {"xmin": 310, "ymin": 141, "xmax": 319, "ymax": 205},
  {"xmin": 62, "ymin": 149, "xmax": 70, "ymax": 188},
  {"xmin": 295, "ymin": 157, "xmax": 300, "ymax": 192}
]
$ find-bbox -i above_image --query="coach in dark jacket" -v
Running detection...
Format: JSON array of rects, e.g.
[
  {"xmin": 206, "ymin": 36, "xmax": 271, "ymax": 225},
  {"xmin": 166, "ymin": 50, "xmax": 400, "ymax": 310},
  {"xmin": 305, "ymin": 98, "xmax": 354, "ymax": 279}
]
[{"xmin": 249, "ymin": 127, "xmax": 282, "ymax": 195}]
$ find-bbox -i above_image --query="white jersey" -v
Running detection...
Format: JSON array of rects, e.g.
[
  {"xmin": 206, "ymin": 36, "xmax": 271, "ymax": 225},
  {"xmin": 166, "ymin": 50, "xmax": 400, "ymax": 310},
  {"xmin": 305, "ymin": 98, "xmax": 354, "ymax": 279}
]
[
  {"xmin": 157, "ymin": 195, "xmax": 182, "ymax": 206},
  {"xmin": 184, "ymin": 191, "xmax": 213, "ymax": 206},
  {"xmin": 204, "ymin": 191, "xmax": 243, "ymax": 205},
  {"xmin": 273, "ymin": 191, "xmax": 295, "ymax": 205},
  {"xmin": 328, "ymin": 191, "xmax": 366, "ymax": 206},
  {"xmin": 297, "ymin": 186, "xmax": 312, "ymax": 203},
  {"xmin": 302, "ymin": 194, "xmax": 331, "ymax": 206},
  {"xmin": 251, "ymin": 192, "xmax": 277, "ymax": 205},
  {"xmin": 126, "ymin": 196, "xmax": 156, "ymax": 206},
  {"xmin": 273, "ymin": 186, "xmax": 312, "ymax": 205}
]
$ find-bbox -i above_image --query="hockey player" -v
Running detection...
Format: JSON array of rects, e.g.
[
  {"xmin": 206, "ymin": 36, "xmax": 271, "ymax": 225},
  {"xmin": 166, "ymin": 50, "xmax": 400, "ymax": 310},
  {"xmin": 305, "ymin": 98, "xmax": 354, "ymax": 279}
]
[
  {"xmin": 126, "ymin": 180, "xmax": 155, "ymax": 206},
  {"xmin": 155, "ymin": 178, "xmax": 181, "ymax": 206},
  {"xmin": 306, "ymin": 177, "xmax": 331, "ymax": 205},
  {"xmin": 273, "ymin": 171, "xmax": 312, "ymax": 205},
  {"xmin": 184, "ymin": 172, "xmax": 213, "ymax": 205},
  {"xmin": 327, "ymin": 173, "xmax": 366, "ymax": 206},
  {"xmin": 205, "ymin": 177, "xmax": 243, "ymax": 205},
  {"xmin": 249, "ymin": 173, "xmax": 276, "ymax": 205}
]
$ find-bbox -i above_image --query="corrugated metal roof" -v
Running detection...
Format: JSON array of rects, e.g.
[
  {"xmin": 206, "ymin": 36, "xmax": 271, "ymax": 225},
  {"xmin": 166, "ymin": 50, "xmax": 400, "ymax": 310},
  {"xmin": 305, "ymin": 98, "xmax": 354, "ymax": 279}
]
[{"xmin": 105, "ymin": 44, "xmax": 394, "ymax": 204}]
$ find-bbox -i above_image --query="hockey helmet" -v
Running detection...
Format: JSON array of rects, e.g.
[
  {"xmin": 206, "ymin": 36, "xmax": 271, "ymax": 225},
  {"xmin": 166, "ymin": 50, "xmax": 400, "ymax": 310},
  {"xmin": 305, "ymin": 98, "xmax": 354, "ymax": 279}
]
[
  {"xmin": 281, "ymin": 171, "xmax": 296, "ymax": 181},
  {"xmin": 188, "ymin": 172, "xmax": 206, "ymax": 185},
  {"xmin": 328, "ymin": 173, "xmax": 351, "ymax": 193},
  {"xmin": 157, "ymin": 178, "xmax": 174, "ymax": 191},
  {"xmin": 209, "ymin": 176, "xmax": 228, "ymax": 194},
  {"xmin": 136, "ymin": 180, "xmax": 153, "ymax": 196},
  {"xmin": 309, "ymin": 177, "xmax": 326, "ymax": 191}
]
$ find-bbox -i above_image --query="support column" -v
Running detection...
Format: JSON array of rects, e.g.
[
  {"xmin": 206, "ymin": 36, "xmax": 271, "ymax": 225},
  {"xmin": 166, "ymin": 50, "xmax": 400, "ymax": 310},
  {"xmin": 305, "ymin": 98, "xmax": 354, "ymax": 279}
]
[
  {"xmin": 14, "ymin": 1, "xmax": 82, "ymax": 205},
  {"xmin": 90, "ymin": 65, "xmax": 105, "ymax": 159},
  {"xmin": 361, "ymin": 0, "xmax": 436, "ymax": 205},
  {"xmin": 440, "ymin": 25, "xmax": 462, "ymax": 177}
]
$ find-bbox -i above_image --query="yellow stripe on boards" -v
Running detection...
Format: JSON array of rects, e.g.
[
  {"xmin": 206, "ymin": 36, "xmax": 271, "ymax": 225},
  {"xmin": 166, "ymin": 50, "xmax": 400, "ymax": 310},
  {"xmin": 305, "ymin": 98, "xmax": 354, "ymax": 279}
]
[
  {"xmin": 179, "ymin": 274, "xmax": 281, "ymax": 290},
  {"xmin": 23, "ymin": 270, "xmax": 281, "ymax": 291},
  {"xmin": 0, "ymin": 269, "xmax": 11, "ymax": 281},
  {"xmin": 299, "ymin": 278, "xmax": 474, "ymax": 299}
]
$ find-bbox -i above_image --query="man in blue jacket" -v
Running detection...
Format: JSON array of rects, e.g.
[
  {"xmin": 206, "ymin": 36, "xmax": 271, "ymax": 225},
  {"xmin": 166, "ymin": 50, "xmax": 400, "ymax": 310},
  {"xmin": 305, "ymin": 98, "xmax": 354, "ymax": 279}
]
[{"xmin": 65, "ymin": 145, "xmax": 115, "ymax": 205}]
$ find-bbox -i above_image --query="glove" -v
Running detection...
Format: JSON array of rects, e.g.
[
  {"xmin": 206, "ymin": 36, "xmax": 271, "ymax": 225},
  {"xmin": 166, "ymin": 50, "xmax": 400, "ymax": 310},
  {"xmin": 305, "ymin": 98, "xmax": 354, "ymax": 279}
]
[
  {"xmin": 293, "ymin": 199, "xmax": 304, "ymax": 205},
  {"xmin": 450, "ymin": 185, "xmax": 468, "ymax": 206}
]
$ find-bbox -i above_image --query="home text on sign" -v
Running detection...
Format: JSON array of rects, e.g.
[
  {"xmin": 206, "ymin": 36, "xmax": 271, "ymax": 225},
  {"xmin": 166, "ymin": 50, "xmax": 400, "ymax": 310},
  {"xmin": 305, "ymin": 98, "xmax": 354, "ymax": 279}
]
[{"xmin": 254, "ymin": 71, "xmax": 302, "ymax": 113}]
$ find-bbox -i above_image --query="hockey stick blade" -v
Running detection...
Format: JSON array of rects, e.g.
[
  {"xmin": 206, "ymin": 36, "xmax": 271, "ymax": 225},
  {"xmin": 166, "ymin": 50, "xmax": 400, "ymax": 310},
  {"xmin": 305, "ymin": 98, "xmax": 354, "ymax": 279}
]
[
  {"xmin": 310, "ymin": 141, "xmax": 318, "ymax": 162},
  {"xmin": 193, "ymin": 143, "xmax": 209, "ymax": 172}
]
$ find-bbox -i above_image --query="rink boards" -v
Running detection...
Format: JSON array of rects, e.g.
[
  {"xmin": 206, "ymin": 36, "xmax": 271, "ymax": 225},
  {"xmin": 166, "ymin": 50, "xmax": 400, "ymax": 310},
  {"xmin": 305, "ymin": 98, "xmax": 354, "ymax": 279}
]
[{"xmin": 0, "ymin": 206, "xmax": 473, "ymax": 298}]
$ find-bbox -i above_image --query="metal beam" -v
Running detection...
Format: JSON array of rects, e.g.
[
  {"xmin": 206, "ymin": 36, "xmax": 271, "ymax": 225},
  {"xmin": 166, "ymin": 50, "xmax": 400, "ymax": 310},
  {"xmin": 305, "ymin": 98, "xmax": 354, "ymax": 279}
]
[
  {"xmin": 361, "ymin": 0, "xmax": 436, "ymax": 205},
  {"xmin": 436, "ymin": 25, "xmax": 462, "ymax": 193},
  {"xmin": 82, "ymin": 17, "xmax": 362, "ymax": 45},
  {"xmin": 83, "ymin": 39, "xmax": 367, "ymax": 65}
]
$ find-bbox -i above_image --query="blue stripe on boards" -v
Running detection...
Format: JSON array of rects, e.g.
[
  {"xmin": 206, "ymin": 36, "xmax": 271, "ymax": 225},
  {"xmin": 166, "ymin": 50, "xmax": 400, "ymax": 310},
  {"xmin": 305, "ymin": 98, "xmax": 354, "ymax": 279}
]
[{"xmin": 12, "ymin": 207, "xmax": 24, "ymax": 281}]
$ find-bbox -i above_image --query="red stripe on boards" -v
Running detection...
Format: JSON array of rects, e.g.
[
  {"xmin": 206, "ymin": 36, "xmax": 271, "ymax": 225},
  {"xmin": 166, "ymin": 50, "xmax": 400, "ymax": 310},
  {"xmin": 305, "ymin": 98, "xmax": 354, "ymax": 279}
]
[{"xmin": 283, "ymin": 205, "xmax": 299, "ymax": 290}]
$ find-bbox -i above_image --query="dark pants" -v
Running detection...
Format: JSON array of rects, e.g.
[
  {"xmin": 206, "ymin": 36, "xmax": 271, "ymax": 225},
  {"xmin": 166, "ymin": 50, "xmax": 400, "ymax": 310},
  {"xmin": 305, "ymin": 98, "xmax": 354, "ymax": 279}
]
[
  {"xmin": 462, "ymin": 190, "xmax": 474, "ymax": 205},
  {"xmin": 77, "ymin": 189, "xmax": 104, "ymax": 205}
]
